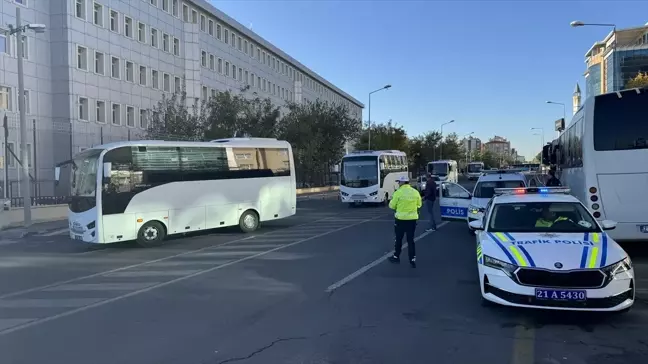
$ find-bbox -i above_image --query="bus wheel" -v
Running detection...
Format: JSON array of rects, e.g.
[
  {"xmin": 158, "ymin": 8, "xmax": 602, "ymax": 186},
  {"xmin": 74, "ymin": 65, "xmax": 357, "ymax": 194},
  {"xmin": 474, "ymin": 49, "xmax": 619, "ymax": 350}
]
[
  {"xmin": 239, "ymin": 210, "xmax": 259, "ymax": 233},
  {"xmin": 136, "ymin": 221, "xmax": 166, "ymax": 247}
]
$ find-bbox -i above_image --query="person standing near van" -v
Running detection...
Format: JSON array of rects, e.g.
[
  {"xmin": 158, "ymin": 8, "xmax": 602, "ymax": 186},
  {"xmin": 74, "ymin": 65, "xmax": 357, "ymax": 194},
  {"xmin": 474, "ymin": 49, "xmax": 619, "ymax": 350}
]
[
  {"xmin": 388, "ymin": 176, "xmax": 422, "ymax": 268},
  {"xmin": 423, "ymin": 173, "xmax": 438, "ymax": 232}
]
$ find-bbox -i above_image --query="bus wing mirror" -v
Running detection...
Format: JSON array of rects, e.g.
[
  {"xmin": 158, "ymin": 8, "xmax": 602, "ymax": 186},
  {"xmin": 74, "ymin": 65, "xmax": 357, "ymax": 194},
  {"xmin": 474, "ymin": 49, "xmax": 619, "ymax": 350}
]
[
  {"xmin": 103, "ymin": 162, "xmax": 112, "ymax": 178},
  {"xmin": 54, "ymin": 167, "xmax": 61, "ymax": 185}
]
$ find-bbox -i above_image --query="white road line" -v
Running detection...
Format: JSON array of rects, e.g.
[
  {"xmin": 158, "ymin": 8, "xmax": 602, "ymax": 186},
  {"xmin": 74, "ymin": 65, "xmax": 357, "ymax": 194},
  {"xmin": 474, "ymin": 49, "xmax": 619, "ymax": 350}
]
[
  {"xmin": 44, "ymin": 282, "xmax": 159, "ymax": 291},
  {"xmin": 0, "ymin": 319, "xmax": 34, "ymax": 331},
  {"xmin": 0, "ymin": 298, "xmax": 103, "ymax": 308},
  {"xmin": 0, "ymin": 212, "xmax": 354, "ymax": 300},
  {"xmin": 103, "ymin": 270, "xmax": 201, "ymax": 278},
  {"xmin": 0, "ymin": 216, "xmax": 381, "ymax": 336},
  {"xmin": 325, "ymin": 221, "xmax": 450, "ymax": 293},
  {"xmin": 38, "ymin": 228, "xmax": 69, "ymax": 237}
]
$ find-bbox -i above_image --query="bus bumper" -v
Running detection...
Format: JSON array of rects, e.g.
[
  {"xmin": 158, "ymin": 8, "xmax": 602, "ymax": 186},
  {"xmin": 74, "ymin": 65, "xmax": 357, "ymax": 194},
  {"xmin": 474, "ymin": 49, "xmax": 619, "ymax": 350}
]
[{"xmin": 606, "ymin": 222, "xmax": 648, "ymax": 242}]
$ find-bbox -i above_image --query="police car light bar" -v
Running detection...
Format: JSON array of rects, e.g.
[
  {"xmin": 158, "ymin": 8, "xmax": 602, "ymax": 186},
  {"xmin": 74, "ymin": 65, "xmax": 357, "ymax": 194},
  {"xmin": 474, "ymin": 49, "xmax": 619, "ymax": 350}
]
[{"xmin": 494, "ymin": 187, "xmax": 571, "ymax": 195}]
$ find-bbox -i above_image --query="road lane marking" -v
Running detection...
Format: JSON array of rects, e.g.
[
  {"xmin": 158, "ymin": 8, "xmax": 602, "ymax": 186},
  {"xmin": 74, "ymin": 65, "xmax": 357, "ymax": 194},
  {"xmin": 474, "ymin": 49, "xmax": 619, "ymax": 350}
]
[
  {"xmin": 511, "ymin": 322, "xmax": 535, "ymax": 364},
  {"xmin": 0, "ymin": 298, "xmax": 103, "ymax": 308},
  {"xmin": 0, "ymin": 212, "xmax": 370, "ymax": 301},
  {"xmin": 102, "ymin": 270, "xmax": 201, "ymax": 278},
  {"xmin": 0, "ymin": 216, "xmax": 381, "ymax": 336},
  {"xmin": 325, "ymin": 221, "xmax": 449, "ymax": 293},
  {"xmin": 38, "ymin": 228, "xmax": 69, "ymax": 237},
  {"xmin": 0, "ymin": 319, "xmax": 34, "ymax": 331},
  {"xmin": 44, "ymin": 282, "xmax": 160, "ymax": 291}
]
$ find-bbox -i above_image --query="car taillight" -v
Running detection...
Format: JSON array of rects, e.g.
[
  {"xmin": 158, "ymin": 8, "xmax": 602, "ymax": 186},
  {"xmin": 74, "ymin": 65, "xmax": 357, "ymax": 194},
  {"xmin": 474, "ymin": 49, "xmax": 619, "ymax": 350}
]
[{"xmin": 589, "ymin": 186, "xmax": 601, "ymax": 218}]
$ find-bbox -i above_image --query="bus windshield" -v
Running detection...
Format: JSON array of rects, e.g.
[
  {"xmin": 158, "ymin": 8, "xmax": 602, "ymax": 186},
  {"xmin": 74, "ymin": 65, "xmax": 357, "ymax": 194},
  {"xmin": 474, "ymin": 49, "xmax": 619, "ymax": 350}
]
[
  {"xmin": 467, "ymin": 163, "xmax": 483, "ymax": 173},
  {"xmin": 428, "ymin": 162, "xmax": 448, "ymax": 176},
  {"xmin": 341, "ymin": 156, "xmax": 378, "ymax": 188},
  {"xmin": 594, "ymin": 90, "xmax": 648, "ymax": 151},
  {"xmin": 71, "ymin": 149, "xmax": 101, "ymax": 197}
]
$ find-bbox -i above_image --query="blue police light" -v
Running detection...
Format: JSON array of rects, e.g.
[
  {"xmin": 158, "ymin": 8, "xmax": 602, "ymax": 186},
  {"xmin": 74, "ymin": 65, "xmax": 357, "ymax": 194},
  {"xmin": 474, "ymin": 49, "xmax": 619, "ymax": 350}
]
[{"xmin": 539, "ymin": 188, "xmax": 549, "ymax": 193}]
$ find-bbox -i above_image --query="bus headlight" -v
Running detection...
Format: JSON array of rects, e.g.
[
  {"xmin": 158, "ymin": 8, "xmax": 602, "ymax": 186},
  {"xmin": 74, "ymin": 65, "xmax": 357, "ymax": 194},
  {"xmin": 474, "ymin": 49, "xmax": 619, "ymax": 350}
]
[
  {"xmin": 341, "ymin": 192, "xmax": 349, "ymax": 197},
  {"xmin": 369, "ymin": 191, "xmax": 378, "ymax": 196}
]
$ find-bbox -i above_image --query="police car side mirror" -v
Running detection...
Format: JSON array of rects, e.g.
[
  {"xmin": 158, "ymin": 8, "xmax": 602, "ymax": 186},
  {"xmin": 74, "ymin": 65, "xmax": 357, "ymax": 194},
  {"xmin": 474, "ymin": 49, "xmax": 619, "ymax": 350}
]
[
  {"xmin": 600, "ymin": 220, "xmax": 617, "ymax": 231},
  {"xmin": 469, "ymin": 220, "xmax": 484, "ymax": 230}
]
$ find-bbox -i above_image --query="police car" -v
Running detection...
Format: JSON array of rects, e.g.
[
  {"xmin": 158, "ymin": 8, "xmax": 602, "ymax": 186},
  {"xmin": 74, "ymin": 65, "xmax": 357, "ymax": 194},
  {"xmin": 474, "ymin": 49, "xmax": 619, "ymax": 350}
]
[
  {"xmin": 470, "ymin": 187, "xmax": 634, "ymax": 312},
  {"xmin": 467, "ymin": 169, "xmax": 527, "ymax": 234}
]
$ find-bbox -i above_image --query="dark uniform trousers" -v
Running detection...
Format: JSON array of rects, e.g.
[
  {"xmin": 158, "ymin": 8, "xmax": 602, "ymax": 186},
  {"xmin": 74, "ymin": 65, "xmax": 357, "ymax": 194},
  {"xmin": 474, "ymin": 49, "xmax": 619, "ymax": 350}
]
[{"xmin": 394, "ymin": 219, "xmax": 417, "ymax": 260}]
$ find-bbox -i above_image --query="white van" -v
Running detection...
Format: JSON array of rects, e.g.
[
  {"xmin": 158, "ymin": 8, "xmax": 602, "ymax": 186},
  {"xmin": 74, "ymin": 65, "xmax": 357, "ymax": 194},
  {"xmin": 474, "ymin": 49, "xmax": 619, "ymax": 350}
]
[{"xmin": 427, "ymin": 160, "xmax": 458, "ymax": 183}]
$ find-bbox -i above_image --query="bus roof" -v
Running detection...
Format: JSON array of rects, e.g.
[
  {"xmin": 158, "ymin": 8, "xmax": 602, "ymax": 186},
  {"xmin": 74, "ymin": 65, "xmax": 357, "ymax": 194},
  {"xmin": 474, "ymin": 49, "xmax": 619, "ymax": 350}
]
[
  {"xmin": 428, "ymin": 160, "xmax": 456, "ymax": 164},
  {"xmin": 89, "ymin": 138, "xmax": 291, "ymax": 151},
  {"xmin": 343, "ymin": 150, "xmax": 406, "ymax": 157}
]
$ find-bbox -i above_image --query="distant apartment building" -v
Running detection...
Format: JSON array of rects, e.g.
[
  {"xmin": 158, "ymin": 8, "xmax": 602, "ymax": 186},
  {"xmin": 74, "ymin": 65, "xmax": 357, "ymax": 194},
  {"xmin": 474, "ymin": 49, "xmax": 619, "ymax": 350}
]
[
  {"xmin": 461, "ymin": 136, "xmax": 482, "ymax": 153},
  {"xmin": 584, "ymin": 22, "xmax": 648, "ymax": 98},
  {"xmin": 0, "ymin": 0, "xmax": 363, "ymax": 197},
  {"xmin": 484, "ymin": 136, "xmax": 511, "ymax": 157}
]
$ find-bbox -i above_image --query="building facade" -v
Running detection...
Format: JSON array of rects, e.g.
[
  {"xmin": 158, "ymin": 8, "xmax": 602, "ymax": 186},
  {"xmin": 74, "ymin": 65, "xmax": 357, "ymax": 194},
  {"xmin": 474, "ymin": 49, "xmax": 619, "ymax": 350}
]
[
  {"xmin": 0, "ymin": 0, "xmax": 363, "ymax": 197},
  {"xmin": 584, "ymin": 23, "xmax": 648, "ymax": 98},
  {"xmin": 461, "ymin": 136, "xmax": 481, "ymax": 154},
  {"xmin": 484, "ymin": 136, "xmax": 511, "ymax": 157}
]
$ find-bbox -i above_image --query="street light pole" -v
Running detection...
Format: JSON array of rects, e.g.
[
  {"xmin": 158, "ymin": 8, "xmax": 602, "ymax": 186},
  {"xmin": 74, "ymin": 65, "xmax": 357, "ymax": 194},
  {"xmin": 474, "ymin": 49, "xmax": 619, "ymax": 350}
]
[
  {"xmin": 8, "ymin": 8, "xmax": 46, "ymax": 226},
  {"xmin": 367, "ymin": 84, "xmax": 391, "ymax": 150},
  {"xmin": 531, "ymin": 127, "xmax": 544, "ymax": 159},
  {"xmin": 439, "ymin": 120, "xmax": 455, "ymax": 160},
  {"xmin": 570, "ymin": 21, "xmax": 617, "ymax": 91}
]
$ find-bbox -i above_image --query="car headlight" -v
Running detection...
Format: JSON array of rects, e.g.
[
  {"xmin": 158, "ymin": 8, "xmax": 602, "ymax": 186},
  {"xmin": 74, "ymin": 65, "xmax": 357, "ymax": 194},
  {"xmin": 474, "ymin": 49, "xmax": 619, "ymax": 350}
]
[
  {"xmin": 369, "ymin": 191, "xmax": 378, "ymax": 196},
  {"xmin": 601, "ymin": 257, "xmax": 632, "ymax": 278},
  {"xmin": 484, "ymin": 255, "xmax": 518, "ymax": 277},
  {"xmin": 469, "ymin": 205, "xmax": 484, "ymax": 215}
]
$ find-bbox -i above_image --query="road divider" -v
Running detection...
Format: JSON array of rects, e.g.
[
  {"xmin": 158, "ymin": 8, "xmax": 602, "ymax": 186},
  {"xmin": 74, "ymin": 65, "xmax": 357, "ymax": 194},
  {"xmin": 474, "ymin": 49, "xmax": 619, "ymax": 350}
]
[{"xmin": 326, "ymin": 221, "xmax": 449, "ymax": 292}]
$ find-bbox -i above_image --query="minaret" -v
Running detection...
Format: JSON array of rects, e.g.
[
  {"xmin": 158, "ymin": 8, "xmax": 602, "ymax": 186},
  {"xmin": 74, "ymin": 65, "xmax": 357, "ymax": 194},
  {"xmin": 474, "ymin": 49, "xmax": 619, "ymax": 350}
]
[{"xmin": 572, "ymin": 83, "xmax": 581, "ymax": 116}]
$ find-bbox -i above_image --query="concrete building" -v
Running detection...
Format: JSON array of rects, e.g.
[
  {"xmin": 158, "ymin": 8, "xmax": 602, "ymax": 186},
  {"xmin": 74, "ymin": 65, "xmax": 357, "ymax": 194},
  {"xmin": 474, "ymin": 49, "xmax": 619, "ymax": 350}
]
[
  {"xmin": 0, "ymin": 0, "xmax": 363, "ymax": 197},
  {"xmin": 484, "ymin": 136, "xmax": 511, "ymax": 159},
  {"xmin": 584, "ymin": 23, "xmax": 648, "ymax": 98},
  {"xmin": 461, "ymin": 136, "xmax": 481, "ymax": 154}
]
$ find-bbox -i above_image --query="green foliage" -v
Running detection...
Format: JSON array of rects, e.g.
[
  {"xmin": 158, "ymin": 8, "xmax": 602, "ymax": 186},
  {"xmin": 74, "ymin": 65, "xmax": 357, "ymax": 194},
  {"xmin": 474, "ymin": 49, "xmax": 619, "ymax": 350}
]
[
  {"xmin": 147, "ymin": 90, "xmax": 208, "ymax": 141},
  {"xmin": 355, "ymin": 120, "xmax": 408, "ymax": 152},
  {"xmin": 469, "ymin": 150, "xmax": 500, "ymax": 169},
  {"xmin": 626, "ymin": 72, "xmax": 648, "ymax": 89}
]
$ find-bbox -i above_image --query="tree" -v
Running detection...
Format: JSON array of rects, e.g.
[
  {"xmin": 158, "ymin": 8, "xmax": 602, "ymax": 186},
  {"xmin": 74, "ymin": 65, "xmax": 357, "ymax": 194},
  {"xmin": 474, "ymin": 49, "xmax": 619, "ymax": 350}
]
[
  {"xmin": 354, "ymin": 120, "xmax": 408, "ymax": 152},
  {"xmin": 626, "ymin": 72, "xmax": 648, "ymax": 89},
  {"xmin": 533, "ymin": 152, "xmax": 542, "ymax": 163},
  {"xmin": 238, "ymin": 95, "xmax": 282, "ymax": 138},
  {"xmin": 146, "ymin": 90, "xmax": 207, "ymax": 141},
  {"xmin": 280, "ymin": 100, "xmax": 361, "ymax": 186},
  {"xmin": 204, "ymin": 90, "xmax": 247, "ymax": 139},
  {"xmin": 440, "ymin": 133, "xmax": 463, "ymax": 162},
  {"xmin": 471, "ymin": 150, "xmax": 499, "ymax": 169}
]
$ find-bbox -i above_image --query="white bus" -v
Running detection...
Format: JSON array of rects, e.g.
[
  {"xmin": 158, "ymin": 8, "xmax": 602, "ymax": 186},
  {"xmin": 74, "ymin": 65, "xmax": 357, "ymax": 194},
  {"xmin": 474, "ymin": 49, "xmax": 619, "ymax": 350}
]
[
  {"xmin": 545, "ymin": 87, "xmax": 647, "ymax": 242},
  {"xmin": 55, "ymin": 138, "xmax": 296, "ymax": 247},
  {"xmin": 466, "ymin": 161, "xmax": 485, "ymax": 180},
  {"xmin": 339, "ymin": 150, "xmax": 408, "ymax": 205},
  {"xmin": 427, "ymin": 160, "xmax": 458, "ymax": 183}
]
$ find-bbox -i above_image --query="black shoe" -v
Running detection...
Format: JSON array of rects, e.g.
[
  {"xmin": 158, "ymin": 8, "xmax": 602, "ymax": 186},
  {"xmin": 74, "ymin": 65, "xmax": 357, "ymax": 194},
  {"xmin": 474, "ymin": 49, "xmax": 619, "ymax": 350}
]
[
  {"xmin": 388, "ymin": 255, "xmax": 400, "ymax": 264},
  {"xmin": 410, "ymin": 258, "xmax": 416, "ymax": 268}
]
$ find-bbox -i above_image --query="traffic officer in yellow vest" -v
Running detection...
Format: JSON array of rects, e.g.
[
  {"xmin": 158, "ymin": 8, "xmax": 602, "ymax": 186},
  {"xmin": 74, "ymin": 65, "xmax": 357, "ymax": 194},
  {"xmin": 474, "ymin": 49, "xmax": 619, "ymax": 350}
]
[{"xmin": 388, "ymin": 175, "xmax": 422, "ymax": 268}]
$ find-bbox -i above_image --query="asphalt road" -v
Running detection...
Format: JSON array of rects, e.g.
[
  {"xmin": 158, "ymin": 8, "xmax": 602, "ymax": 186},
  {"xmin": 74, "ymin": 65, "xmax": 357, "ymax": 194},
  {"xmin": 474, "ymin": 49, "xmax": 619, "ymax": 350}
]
[{"xmin": 0, "ymin": 183, "xmax": 647, "ymax": 364}]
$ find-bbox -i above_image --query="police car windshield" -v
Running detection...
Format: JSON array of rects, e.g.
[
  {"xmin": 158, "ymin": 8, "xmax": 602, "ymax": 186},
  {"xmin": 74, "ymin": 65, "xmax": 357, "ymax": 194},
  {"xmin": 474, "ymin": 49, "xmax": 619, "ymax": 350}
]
[
  {"xmin": 488, "ymin": 202, "xmax": 601, "ymax": 233},
  {"xmin": 474, "ymin": 180, "xmax": 525, "ymax": 198}
]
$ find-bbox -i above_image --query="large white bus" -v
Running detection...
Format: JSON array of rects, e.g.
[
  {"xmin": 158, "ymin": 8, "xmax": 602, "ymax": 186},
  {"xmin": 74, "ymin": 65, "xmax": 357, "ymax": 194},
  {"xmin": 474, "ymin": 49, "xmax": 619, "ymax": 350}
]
[
  {"xmin": 339, "ymin": 150, "xmax": 408, "ymax": 205},
  {"xmin": 427, "ymin": 160, "xmax": 458, "ymax": 183},
  {"xmin": 545, "ymin": 87, "xmax": 648, "ymax": 242},
  {"xmin": 466, "ymin": 161, "xmax": 485, "ymax": 180},
  {"xmin": 55, "ymin": 138, "xmax": 296, "ymax": 247}
]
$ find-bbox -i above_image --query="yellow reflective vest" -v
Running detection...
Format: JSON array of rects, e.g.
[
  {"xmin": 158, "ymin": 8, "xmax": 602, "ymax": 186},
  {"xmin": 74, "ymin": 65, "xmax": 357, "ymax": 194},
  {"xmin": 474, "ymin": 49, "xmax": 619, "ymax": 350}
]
[
  {"xmin": 535, "ymin": 216, "xmax": 569, "ymax": 227},
  {"xmin": 389, "ymin": 184, "xmax": 422, "ymax": 220}
]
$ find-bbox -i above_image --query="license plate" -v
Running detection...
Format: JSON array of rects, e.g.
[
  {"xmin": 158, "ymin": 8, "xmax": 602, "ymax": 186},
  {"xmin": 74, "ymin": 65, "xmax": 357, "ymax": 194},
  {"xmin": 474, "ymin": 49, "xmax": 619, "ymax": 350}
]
[
  {"xmin": 535, "ymin": 288, "xmax": 586, "ymax": 301},
  {"xmin": 354, "ymin": 200, "xmax": 363, "ymax": 203},
  {"xmin": 74, "ymin": 235, "xmax": 83, "ymax": 241},
  {"xmin": 639, "ymin": 225, "xmax": 648, "ymax": 233}
]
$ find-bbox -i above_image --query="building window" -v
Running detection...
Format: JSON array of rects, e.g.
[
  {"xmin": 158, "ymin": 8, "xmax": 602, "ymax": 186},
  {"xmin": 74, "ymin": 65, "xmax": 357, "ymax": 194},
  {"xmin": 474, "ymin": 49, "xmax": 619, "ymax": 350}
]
[
  {"xmin": 191, "ymin": 9, "xmax": 198, "ymax": 24},
  {"xmin": 231, "ymin": 33, "xmax": 236, "ymax": 47},
  {"xmin": 138, "ymin": 22, "xmax": 146, "ymax": 43},
  {"xmin": 211, "ymin": 88, "xmax": 216, "ymax": 98},
  {"xmin": 20, "ymin": 36, "xmax": 28, "ymax": 59},
  {"xmin": 139, "ymin": 65, "xmax": 147, "ymax": 86},
  {"xmin": 162, "ymin": 33, "xmax": 169, "ymax": 52},
  {"xmin": 6, "ymin": 143, "xmax": 15, "ymax": 167},
  {"xmin": 163, "ymin": 73, "xmax": 170, "ymax": 92},
  {"xmin": 174, "ymin": 76, "xmax": 181, "ymax": 93},
  {"xmin": 79, "ymin": 97, "xmax": 89, "ymax": 120},
  {"xmin": 257, "ymin": 76, "xmax": 261, "ymax": 89},
  {"xmin": 96, "ymin": 101, "xmax": 106, "ymax": 123},
  {"xmin": 125, "ymin": 61, "xmax": 134, "ymax": 82},
  {"xmin": 0, "ymin": 86, "xmax": 11, "ymax": 111},
  {"xmin": 218, "ymin": 58, "xmax": 223, "ymax": 74},
  {"xmin": 262, "ymin": 51, "xmax": 266, "ymax": 64},
  {"xmin": 93, "ymin": 2, "xmax": 103, "ymax": 27},
  {"xmin": 75, "ymin": 0, "xmax": 86, "ymax": 19},
  {"xmin": 94, "ymin": 51, "xmax": 104, "ymax": 75},
  {"xmin": 202, "ymin": 86, "xmax": 208, "ymax": 100},
  {"xmin": 244, "ymin": 70, "xmax": 249, "ymax": 84},
  {"xmin": 238, "ymin": 67, "xmax": 242, "ymax": 82},
  {"xmin": 172, "ymin": 0, "xmax": 179, "ymax": 16},
  {"xmin": 216, "ymin": 24, "xmax": 222, "ymax": 40},
  {"xmin": 124, "ymin": 16, "xmax": 133, "ymax": 38},
  {"xmin": 111, "ymin": 56, "xmax": 120, "ymax": 79},
  {"xmin": 152, "ymin": 70, "xmax": 159, "ymax": 89},
  {"xmin": 200, "ymin": 15, "xmax": 206, "ymax": 32},
  {"xmin": 77, "ymin": 46, "xmax": 88, "ymax": 70},
  {"xmin": 109, "ymin": 10, "xmax": 118, "ymax": 32},
  {"xmin": 162, "ymin": 0, "xmax": 169, "ymax": 12},
  {"xmin": 182, "ymin": 4, "xmax": 189, "ymax": 22},
  {"xmin": 224, "ymin": 29, "xmax": 229, "ymax": 44},
  {"xmin": 225, "ymin": 61, "xmax": 230, "ymax": 76},
  {"xmin": 237, "ymin": 36, "xmax": 242, "ymax": 51},
  {"xmin": 251, "ymin": 73, "xmax": 255, "ymax": 87},
  {"xmin": 262, "ymin": 78, "xmax": 266, "ymax": 92},
  {"xmin": 201, "ymin": 50, "xmax": 207, "ymax": 67},
  {"xmin": 126, "ymin": 106, "xmax": 135, "ymax": 127},
  {"xmin": 111, "ymin": 103, "xmax": 121, "ymax": 125},
  {"xmin": 232, "ymin": 64, "xmax": 236, "ymax": 79},
  {"xmin": 150, "ymin": 28, "xmax": 158, "ymax": 48},
  {"xmin": 208, "ymin": 20, "xmax": 214, "ymax": 36},
  {"xmin": 209, "ymin": 54, "xmax": 215, "ymax": 70},
  {"xmin": 173, "ymin": 38, "xmax": 180, "ymax": 56},
  {"xmin": 250, "ymin": 44, "xmax": 254, "ymax": 58},
  {"xmin": 139, "ymin": 109, "xmax": 148, "ymax": 128},
  {"xmin": 0, "ymin": 34, "xmax": 7, "ymax": 54},
  {"xmin": 150, "ymin": 0, "xmax": 157, "ymax": 6}
]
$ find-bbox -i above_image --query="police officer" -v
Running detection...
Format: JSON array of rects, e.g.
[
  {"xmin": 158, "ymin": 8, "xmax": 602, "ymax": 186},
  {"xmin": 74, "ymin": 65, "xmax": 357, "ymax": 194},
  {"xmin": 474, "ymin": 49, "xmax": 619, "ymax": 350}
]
[
  {"xmin": 535, "ymin": 205, "xmax": 570, "ymax": 227},
  {"xmin": 388, "ymin": 175, "xmax": 422, "ymax": 268},
  {"xmin": 546, "ymin": 168, "xmax": 561, "ymax": 187}
]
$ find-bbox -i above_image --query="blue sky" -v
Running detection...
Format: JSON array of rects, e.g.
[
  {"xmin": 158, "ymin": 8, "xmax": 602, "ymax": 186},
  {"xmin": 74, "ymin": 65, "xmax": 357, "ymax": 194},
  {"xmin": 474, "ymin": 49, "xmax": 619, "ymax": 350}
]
[{"xmin": 211, "ymin": 0, "xmax": 648, "ymax": 160}]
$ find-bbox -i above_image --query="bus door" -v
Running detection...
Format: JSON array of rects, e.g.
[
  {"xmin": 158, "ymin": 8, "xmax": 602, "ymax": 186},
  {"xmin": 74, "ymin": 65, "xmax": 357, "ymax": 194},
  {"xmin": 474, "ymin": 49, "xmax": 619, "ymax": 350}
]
[{"xmin": 439, "ymin": 183, "xmax": 471, "ymax": 220}]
